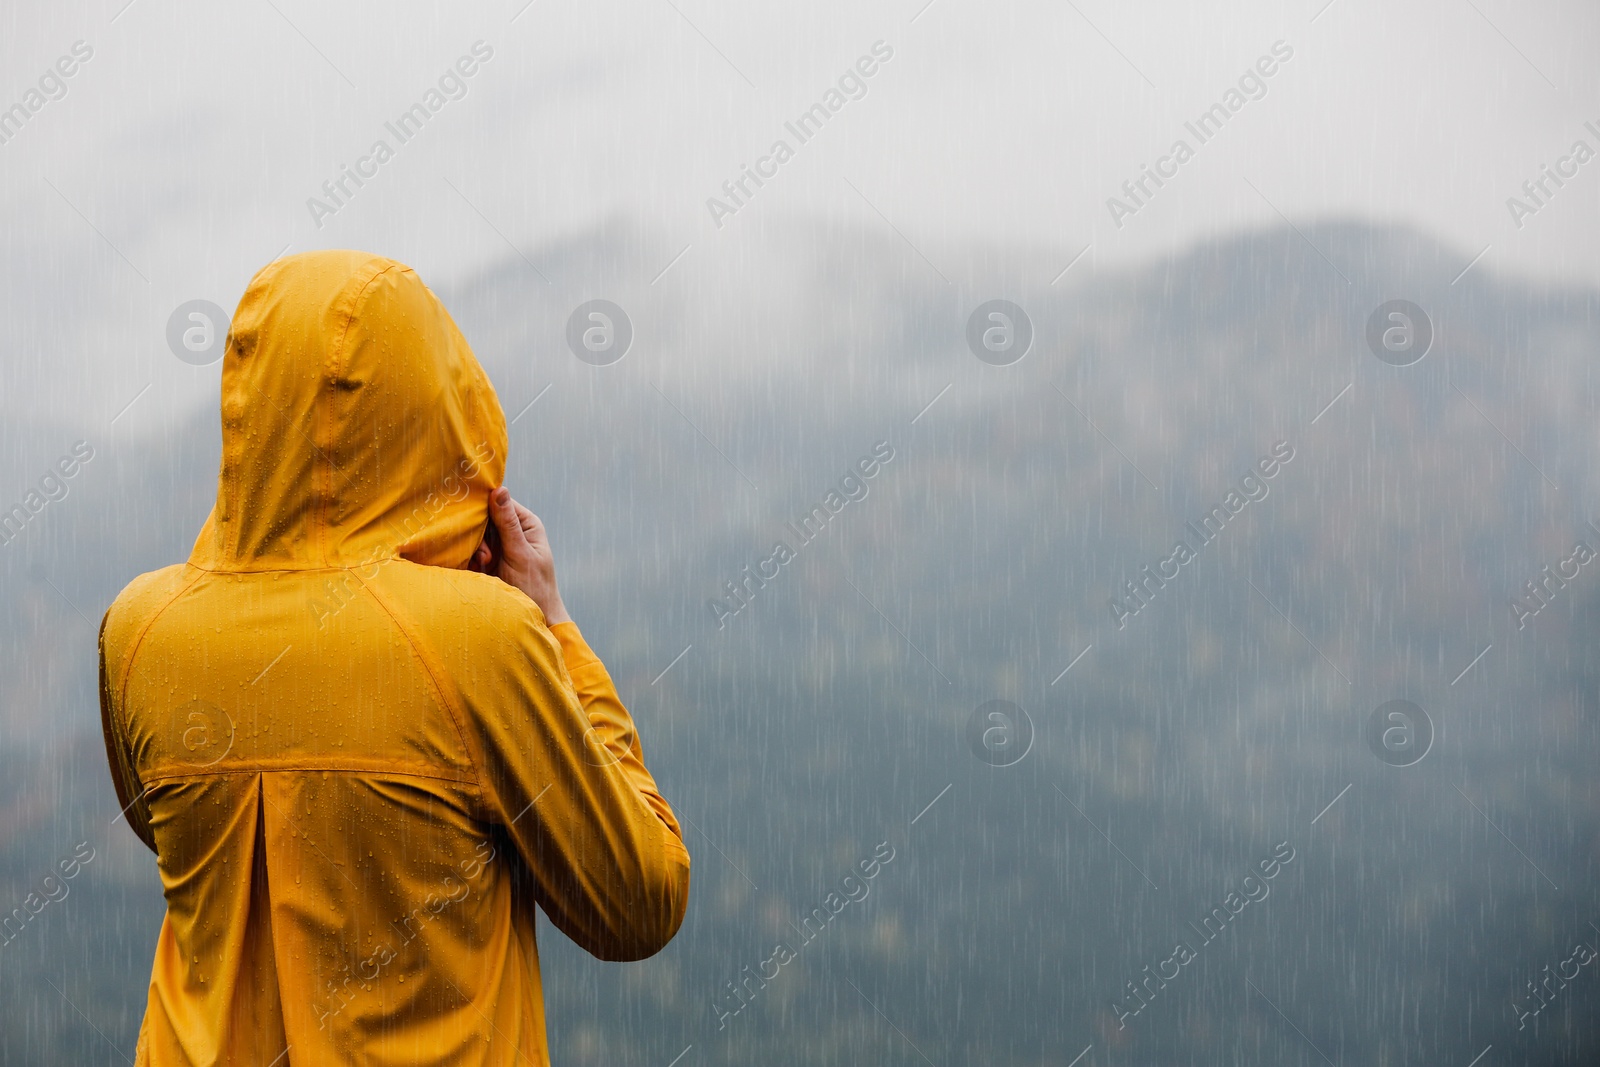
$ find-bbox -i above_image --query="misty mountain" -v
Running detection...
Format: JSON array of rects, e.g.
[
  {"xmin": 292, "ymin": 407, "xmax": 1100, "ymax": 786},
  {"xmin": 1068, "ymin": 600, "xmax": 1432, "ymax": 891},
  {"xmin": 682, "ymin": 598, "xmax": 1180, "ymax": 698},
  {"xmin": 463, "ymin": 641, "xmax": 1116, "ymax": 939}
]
[{"xmin": 2, "ymin": 218, "xmax": 1597, "ymax": 1065}]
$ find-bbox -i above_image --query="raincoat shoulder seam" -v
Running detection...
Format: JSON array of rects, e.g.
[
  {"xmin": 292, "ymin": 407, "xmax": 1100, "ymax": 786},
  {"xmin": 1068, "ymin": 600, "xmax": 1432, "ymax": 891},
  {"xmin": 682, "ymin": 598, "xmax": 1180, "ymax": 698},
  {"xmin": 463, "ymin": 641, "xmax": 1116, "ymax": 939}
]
[
  {"xmin": 351, "ymin": 571, "xmax": 485, "ymax": 789},
  {"xmin": 179, "ymin": 561, "xmax": 399, "ymax": 575},
  {"xmin": 113, "ymin": 565, "xmax": 208, "ymax": 737}
]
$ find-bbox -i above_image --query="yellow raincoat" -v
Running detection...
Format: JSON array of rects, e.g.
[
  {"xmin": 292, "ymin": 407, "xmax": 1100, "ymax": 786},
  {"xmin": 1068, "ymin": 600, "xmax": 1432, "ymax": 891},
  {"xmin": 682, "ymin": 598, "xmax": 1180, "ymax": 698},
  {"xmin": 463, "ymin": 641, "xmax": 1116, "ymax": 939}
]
[{"xmin": 98, "ymin": 250, "xmax": 690, "ymax": 1065}]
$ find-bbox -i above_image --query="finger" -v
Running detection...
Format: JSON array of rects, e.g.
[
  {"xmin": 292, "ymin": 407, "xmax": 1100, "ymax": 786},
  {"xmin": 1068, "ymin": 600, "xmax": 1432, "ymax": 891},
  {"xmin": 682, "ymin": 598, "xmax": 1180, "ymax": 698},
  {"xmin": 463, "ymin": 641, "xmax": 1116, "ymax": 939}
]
[
  {"xmin": 522, "ymin": 518, "xmax": 552, "ymax": 557},
  {"xmin": 488, "ymin": 498, "xmax": 512, "ymax": 540},
  {"xmin": 513, "ymin": 503, "xmax": 543, "ymax": 540},
  {"xmin": 490, "ymin": 490, "xmax": 530, "ymax": 557}
]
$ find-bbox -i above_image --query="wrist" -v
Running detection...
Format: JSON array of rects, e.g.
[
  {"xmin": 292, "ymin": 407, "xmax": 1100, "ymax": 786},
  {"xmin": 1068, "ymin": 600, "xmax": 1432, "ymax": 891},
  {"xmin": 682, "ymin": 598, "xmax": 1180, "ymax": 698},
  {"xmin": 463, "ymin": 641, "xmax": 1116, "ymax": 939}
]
[{"xmin": 540, "ymin": 597, "xmax": 572, "ymax": 626}]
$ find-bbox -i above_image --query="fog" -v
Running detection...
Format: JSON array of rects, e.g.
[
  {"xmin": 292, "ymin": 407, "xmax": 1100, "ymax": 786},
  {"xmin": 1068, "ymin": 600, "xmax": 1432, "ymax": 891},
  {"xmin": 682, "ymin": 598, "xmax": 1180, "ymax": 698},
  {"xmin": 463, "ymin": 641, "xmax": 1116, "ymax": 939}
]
[{"xmin": 2, "ymin": 2, "xmax": 1598, "ymax": 1064}]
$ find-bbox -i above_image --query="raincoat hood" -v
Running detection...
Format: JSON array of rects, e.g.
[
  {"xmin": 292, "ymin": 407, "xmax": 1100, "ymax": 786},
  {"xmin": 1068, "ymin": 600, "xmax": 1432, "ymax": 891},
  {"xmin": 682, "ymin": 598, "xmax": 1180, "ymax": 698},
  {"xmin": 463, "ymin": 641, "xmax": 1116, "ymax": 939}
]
[{"xmin": 189, "ymin": 249, "xmax": 507, "ymax": 572}]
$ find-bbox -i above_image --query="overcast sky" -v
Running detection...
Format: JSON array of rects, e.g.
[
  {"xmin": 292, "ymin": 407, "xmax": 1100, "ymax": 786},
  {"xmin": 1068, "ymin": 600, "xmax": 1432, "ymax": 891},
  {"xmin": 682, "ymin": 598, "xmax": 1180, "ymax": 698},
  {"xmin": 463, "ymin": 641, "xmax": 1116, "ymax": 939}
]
[{"xmin": 2, "ymin": 0, "xmax": 1596, "ymax": 431}]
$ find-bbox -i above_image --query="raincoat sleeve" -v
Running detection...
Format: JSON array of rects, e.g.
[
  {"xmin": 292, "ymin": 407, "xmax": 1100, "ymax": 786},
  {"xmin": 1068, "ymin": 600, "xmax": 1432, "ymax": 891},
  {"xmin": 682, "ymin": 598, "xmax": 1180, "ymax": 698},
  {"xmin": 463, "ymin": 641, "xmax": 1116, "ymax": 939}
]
[
  {"xmin": 98, "ymin": 608, "xmax": 157, "ymax": 853},
  {"xmin": 464, "ymin": 603, "xmax": 689, "ymax": 962},
  {"xmin": 547, "ymin": 622, "xmax": 684, "ymax": 840}
]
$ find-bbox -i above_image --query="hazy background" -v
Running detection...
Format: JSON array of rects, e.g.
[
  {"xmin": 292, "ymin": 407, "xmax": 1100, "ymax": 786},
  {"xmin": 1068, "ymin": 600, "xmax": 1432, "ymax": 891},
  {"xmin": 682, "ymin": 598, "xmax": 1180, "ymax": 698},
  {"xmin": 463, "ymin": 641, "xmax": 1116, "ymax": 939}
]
[{"xmin": 2, "ymin": 1, "xmax": 1599, "ymax": 1064}]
